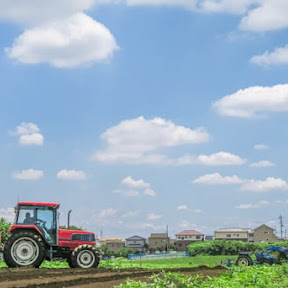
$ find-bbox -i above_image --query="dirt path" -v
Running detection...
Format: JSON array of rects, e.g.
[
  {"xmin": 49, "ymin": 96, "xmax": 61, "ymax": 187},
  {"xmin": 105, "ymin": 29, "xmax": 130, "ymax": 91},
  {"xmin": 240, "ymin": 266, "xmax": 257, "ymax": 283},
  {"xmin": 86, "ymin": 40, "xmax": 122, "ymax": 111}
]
[{"xmin": 0, "ymin": 266, "xmax": 227, "ymax": 288}]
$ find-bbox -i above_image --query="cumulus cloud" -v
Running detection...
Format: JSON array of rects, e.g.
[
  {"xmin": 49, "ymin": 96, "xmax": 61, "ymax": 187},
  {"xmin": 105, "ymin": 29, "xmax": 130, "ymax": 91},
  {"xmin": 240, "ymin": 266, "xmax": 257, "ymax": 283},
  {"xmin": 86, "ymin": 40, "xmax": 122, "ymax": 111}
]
[
  {"xmin": 193, "ymin": 173, "xmax": 244, "ymax": 185},
  {"xmin": 250, "ymin": 160, "xmax": 275, "ymax": 168},
  {"xmin": 147, "ymin": 213, "xmax": 162, "ymax": 220},
  {"xmin": 201, "ymin": 0, "xmax": 288, "ymax": 32},
  {"xmin": 177, "ymin": 205, "xmax": 188, "ymax": 210},
  {"xmin": 241, "ymin": 177, "xmax": 288, "ymax": 192},
  {"xmin": 251, "ymin": 45, "xmax": 288, "ymax": 66},
  {"xmin": 236, "ymin": 200, "xmax": 270, "ymax": 209},
  {"xmin": 99, "ymin": 208, "xmax": 117, "ymax": 218},
  {"xmin": 0, "ymin": 0, "xmax": 96, "ymax": 25},
  {"xmin": 176, "ymin": 152, "xmax": 246, "ymax": 166},
  {"xmin": 115, "ymin": 176, "xmax": 156, "ymax": 197},
  {"xmin": 0, "ymin": 207, "xmax": 15, "ymax": 222},
  {"xmin": 10, "ymin": 122, "xmax": 44, "ymax": 146},
  {"xmin": 56, "ymin": 169, "xmax": 87, "ymax": 180},
  {"xmin": 126, "ymin": 0, "xmax": 197, "ymax": 9},
  {"xmin": 193, "ymin": 173, "xmax": 288, "ymax": 193},
  {"xmin": 239, "ymin": 0, "xmax": 288, "ymax": 32},
  {"xmin": 197, "ymin": 152, "xmax": 246, "ymax": 166},
  {"xmin": 213, "ymin": 84, "xmax": 288, "ymax": 118},
  {"xmin": 254, "ymin": 144, "xmax": 269, "ymax": 150},
  {"xmin": 93, "ymin": 117, "xmax": 209, "ymax": 165},
  {"xmin": 6, "ymin": 13, "xmax": 119, "ymax": 68},
  {"xmin": 12, "ymin": 169, "xmax": 44, "ymax": 180},
  {"xmin": 201, "ymin": 0, "xmax": 255, "ymax": 14}
]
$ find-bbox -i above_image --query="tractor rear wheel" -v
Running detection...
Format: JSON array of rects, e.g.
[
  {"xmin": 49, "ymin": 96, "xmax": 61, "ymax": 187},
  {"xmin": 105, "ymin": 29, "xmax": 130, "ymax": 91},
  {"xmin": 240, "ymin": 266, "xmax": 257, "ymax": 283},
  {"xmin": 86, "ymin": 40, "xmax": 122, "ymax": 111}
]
[
  {"xmin": 236, "ymin": 255, "xmax": 253, "ymax": 266},
  {"xmin": 4, "ymin": 230, "xmax": 45, "ymax": 268},
  {"xmin": 66, "ymin": 254, "xmax": 76, "ymax": 268},
  {"xmin": 72, "ymin": 244, "xmax": 100, "ymax": 268}
]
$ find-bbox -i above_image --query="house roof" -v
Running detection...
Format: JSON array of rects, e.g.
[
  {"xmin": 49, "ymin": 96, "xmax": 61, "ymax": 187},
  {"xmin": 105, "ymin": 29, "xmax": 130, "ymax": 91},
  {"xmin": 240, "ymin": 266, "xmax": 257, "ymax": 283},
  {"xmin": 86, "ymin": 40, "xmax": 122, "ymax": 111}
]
[
  {"xmin": 215, "ymin": 227, "xmax": 253, "ymax": 233},
  {"xmin": 149, "ymin": 233, "xmax": 168, "ymax": 238},
  {"xmin": 254, "ymin": 224, "xmax": 275, "ymax": 231},
  {"xmin": 101, "ymin": 237, "xmax": 125, "ymax": 243},
  {"xmin": 176, "ymin": 230, "xmax": 204, "ymax": 236},
  {"xmin": 126, "ymin": 235, "xmax": 146, "ymax": 240}
]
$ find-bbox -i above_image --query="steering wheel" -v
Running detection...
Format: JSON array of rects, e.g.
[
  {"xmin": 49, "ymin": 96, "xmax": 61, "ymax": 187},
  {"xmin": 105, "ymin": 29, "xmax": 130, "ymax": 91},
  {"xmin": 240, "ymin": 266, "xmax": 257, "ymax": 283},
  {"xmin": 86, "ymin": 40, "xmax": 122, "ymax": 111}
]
[{"xmin": 36, "ymin": 219, "xmax": 46, "ymax": 227}]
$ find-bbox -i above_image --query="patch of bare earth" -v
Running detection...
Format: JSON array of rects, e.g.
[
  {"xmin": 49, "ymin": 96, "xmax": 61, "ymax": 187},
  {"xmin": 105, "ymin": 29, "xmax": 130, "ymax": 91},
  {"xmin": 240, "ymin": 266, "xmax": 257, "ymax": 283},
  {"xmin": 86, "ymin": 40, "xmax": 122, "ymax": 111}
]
[{"xmin": 0, "ymin": 266, "xmax": 227, "ymax": 288}]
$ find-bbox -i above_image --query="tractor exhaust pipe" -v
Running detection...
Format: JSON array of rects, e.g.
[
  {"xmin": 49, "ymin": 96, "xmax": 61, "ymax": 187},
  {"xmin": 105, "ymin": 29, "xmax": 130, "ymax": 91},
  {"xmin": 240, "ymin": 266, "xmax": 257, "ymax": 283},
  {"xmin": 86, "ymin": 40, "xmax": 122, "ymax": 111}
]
[{"xmin": 68, "ymin": 210, "xmax": 72, "ymax": 229}]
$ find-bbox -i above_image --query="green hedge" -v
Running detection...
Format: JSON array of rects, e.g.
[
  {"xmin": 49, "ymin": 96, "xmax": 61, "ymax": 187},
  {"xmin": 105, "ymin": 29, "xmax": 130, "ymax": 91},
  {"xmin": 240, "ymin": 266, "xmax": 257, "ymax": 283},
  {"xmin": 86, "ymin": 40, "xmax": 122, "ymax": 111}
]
[{"xmin": 187, "ymin": 240, "xmax": 288, "ymax": 256}]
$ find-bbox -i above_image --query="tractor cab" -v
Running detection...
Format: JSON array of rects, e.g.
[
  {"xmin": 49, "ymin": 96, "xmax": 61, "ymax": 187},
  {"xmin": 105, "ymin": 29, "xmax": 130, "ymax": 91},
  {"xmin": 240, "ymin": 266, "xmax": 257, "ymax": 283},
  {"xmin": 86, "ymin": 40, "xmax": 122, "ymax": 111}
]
[{"xmin": 13, "ymin": 202, "xmax": 59, "ymax": 246}]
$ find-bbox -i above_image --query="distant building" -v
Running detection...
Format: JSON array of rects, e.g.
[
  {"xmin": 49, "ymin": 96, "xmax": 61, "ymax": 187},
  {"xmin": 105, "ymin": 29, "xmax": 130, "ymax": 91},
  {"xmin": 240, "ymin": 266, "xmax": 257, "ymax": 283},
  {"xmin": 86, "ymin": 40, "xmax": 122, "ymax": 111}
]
[
  {"xmin": 125, "ymin": 235, "xmax": 146, "ymax": 252},
  {"xmin": 101, "ymin": 237, "xmax": 125, "ymax": 252},
  {"xmin": 148, "ymin": 233, "xmax": 170, "ymax": 252},
  {"xmin": 205, "ymin": 235, "xmax": 214, "ymax": 241},
  {"xmin": 214, "ymin": 228, "xmax": 254, "ymax": 242},
  {"xmin": 253, "ymin": 224, "xmax": 279, "ymax": 242},
  {"xmin": 175, "ymin": 230, "xmax": 205, "ymax": 252}
]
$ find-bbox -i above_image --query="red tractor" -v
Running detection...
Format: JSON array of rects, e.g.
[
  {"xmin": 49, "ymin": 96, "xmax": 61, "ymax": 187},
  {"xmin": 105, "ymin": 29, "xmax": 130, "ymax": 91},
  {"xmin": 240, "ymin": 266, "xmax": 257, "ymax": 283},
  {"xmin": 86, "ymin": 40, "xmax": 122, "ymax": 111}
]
[{"xmin": 4, "ymin": 201, "xmax": 100, "ymax": 268}]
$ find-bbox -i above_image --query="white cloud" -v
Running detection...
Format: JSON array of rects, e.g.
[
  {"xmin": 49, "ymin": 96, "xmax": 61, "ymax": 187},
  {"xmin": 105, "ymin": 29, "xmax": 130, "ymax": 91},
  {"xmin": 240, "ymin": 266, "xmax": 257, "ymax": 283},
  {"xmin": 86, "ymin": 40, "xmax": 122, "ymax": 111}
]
[
  {"xmin": 193, "ymin": 209, "xmax": 203, "ymax": 214},
  {"xmin": 201, "ymin": 0, "xmax": 255, "ymax": 14},
  {"xmin": 251, "ymin": 45, "xmax": 288, "ymax": 66},
  {"xmin": 0, "ymin": 207, "xmax": 15, "ymax": 222},
  {"xmin": 0, "ymin": 0, "xmax": 96, "ymax": 25},
  {"xmin": 56, "ymin": 169, "xmax": 87, "ymax": 180},
  {"xmin": 193, "ymin": 174, "xmax": 288, "ymax": 193},
  {"xmin": 6, "ymin": 13, "xmax": 119, "ymax": 68},
  {"xmin": 197, "ymin": 152, "xmax": 246, "ymax": 166},
  {"xmin": 12, "ymin": 122, "xmax": 40, "ymax": 135},
  {"xmin": 126, "ymin": 0, "xmax": 197, "ymax": 9},
  {"xmin": 121, "ymin": 211, "xmax": 139, "ymax": 218},
  {"xmin": 241, "ymin": 177, "xmax": 288, "ymax": 192},
  {"xmin": 12, "ymin": 169, "xmax": 44, "ymax": 180},
  {"xmin": 254, "ymin": 144, "xmax": 269, "ymax": 150},
  {"xmin": 193, "ymin": 172, "xmax": 244, "ymax": 185},
  {"xmin": 99, "ymin": 208, "xmax": 117, "ymax": 218},
  {"xmin": 147, "ymin": 213, "xmax": 162, "ymax": 220},
  {"xmin": 19, "ymin": 133, "xmax": 44, "ymax": 146},
  {"xmin": 122, "ymin": 176, "xmax": 150, "ymax": 189},
  {"xmin": 240, "ymin": 0, "xmax": 288, "ymax": 32},
  {"xmin": 250, "ymin": 160, "xmax": 274, "ymax": 168},
  {"xmin": 10, "ymin": 122, "xmax": 44, "ymax": 146},
  {"xmin": 117, "ymin": 176, "xmax": 156, "ymax": 197},
  {"xmin": 177, "ymin": 205, "xmax": 188, "ymax": 210},
  {"xmin": 236, "ymin": 200, "xmax": 270, "ymax": 209},
  {"xmin": 93, "ymin": 117, "xmax": 209, "ymax": 164},
  {"xmin": 213, "ymin": 84, "xmax": 288, "ymax": 118},
  {"xmin": 201, "ymin": 0, "xmax": 288, "ymax": 33}
]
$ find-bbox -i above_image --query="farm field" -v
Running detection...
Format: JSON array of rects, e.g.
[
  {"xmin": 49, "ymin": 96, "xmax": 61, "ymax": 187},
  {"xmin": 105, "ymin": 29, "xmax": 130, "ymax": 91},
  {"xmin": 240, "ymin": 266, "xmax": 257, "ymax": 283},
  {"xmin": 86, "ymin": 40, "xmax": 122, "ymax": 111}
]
[
  {"xmin": 0, "ymin": 257, "xmax": 227, "ymax": 288},
  {"xmin": 1, "ymin": 256, "xmax": 288, "ymax": 287}
]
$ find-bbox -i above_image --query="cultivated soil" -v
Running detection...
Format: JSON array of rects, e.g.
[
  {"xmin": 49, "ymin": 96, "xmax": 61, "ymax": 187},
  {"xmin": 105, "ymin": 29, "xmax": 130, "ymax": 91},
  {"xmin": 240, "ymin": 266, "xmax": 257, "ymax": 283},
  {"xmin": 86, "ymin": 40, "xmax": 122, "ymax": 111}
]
[{"xmin": 0, "ymin": 266, "xmax": 227, "ymax": 288}]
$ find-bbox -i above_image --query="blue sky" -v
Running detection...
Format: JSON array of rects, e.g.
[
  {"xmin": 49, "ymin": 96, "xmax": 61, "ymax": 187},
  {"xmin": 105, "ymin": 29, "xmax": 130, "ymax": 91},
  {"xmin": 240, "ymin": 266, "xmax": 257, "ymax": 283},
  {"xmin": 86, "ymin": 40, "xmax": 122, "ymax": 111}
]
[{"xmin": 1, "ymin": 0, "xmax": 288, "ymax": 240}]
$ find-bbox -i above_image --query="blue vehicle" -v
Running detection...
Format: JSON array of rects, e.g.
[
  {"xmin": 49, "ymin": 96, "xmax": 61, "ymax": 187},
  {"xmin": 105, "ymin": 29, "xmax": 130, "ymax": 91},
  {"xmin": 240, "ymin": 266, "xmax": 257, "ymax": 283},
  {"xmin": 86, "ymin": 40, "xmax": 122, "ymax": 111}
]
[{"xmin": 236, "ymin": 246, "xmax": 288, "ymax": 266}]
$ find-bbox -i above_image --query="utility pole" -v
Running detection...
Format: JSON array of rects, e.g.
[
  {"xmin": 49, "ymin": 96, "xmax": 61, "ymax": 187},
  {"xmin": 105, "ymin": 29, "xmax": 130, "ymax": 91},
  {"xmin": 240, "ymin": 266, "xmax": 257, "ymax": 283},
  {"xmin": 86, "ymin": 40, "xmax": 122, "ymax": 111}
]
[
  {"xmin": 279, "ymin": 215, "xmax": 284, "ymax": 239},
  {"xmin": 166, "ymin": 225, "xmax": 169, "ymax": 252}
]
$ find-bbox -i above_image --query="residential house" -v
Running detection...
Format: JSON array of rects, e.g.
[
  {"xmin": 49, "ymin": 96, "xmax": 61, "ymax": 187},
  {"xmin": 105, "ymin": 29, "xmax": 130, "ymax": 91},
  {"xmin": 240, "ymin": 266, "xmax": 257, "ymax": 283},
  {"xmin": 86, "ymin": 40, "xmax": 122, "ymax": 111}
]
[
  {"xmin": 214, "ymin": 228, "xmax": 254, "ymax": 242},
  {"xmin": 175, "ymin": 230, "xmax": 205, "ymax": 252},
  {"xmin": 101, "ymin": 237, "xmax": 125, "ymax": 252},
  {"xmin": 253, "ymin": 224, "xmax": 278, "ymax": 242},
  {"xmin": 148, "ymin": 233, "xmax": 170, "ymax": 252},
  {"xmin": 125, "ymin": 235, "xmax": 147, "ymax": 252}
]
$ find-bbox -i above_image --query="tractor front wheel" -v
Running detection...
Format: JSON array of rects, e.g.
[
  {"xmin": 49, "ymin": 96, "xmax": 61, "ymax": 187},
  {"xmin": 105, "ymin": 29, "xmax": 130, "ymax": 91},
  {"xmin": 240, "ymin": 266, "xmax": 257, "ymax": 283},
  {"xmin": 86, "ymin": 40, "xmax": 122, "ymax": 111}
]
[
  {"xmin": 4, "ymin": 230, "xmax": 45, "ymax": 268},
  {"xmin": 72, "ymin": 245, "xmax": 100, "ymax": 268},
  {"xmin": 236, "ymin": 255, "xmax": 253, "ymax": 266}
]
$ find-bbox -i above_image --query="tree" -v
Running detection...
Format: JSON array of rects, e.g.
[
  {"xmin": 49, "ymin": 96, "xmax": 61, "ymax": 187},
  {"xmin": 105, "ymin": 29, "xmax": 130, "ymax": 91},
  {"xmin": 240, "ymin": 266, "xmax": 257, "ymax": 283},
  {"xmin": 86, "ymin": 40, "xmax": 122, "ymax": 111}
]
[
  {"xmin": 0, "ymin": 217, "xmax": 12, "ymax": 244},
  {"xmin": 60, "ymin": 225, "xmax": 84, "ymax": 231},
  {"xmin": 114, "ymin": 247, "xmax": 135, "ymax": 258}
]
